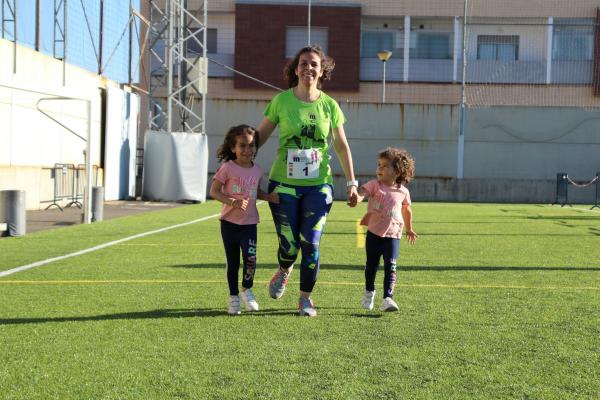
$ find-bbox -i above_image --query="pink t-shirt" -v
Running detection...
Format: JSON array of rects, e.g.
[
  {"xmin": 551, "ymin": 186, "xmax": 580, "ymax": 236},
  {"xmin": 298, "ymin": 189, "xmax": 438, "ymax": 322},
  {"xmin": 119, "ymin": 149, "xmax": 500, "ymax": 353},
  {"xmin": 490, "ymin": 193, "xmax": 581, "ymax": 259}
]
[
  {"xmin": 360, "ymin": 179, "xmax": 411, "ymax": 239},
  {"xmin": 213, "ymin": 160, "xmax": 263, "ymax": 225}
]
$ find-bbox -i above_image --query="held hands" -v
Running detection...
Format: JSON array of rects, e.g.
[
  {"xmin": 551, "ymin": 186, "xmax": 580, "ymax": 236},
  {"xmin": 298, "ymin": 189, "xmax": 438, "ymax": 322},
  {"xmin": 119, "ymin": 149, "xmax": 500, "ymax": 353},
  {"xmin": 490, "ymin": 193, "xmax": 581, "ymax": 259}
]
[
  {"xmin": 346, "ymin": 186, "xmax": 358, "ymax": 207},
  {"xmin": 405, "ymin": 230, "xmax": 418, "ymax": 245},
  {"xmin": 354, "ymin": 193, "xmax": 365, "ymax": 205},
  {"xmin": 267, "ymin": 192, "xmax": 280, "ymax": 204}
]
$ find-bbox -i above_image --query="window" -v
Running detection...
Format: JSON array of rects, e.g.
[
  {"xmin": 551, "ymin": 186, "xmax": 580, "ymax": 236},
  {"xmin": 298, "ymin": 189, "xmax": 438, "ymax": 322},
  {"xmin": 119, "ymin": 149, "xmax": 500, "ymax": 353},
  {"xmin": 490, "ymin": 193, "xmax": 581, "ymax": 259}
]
[
  {"xmin": 285, "ymin": 27, "xmax": 328, "ymax": 58},
  {"xmin": 412, "ymin": 33, "xmax": 452, "ymax": 59},
  {"xmin": 477, "ymin": 35, "xmax": 519, "ymax": 61},
  {"xmin": 362, "ymin": 30, "xmax": 450, "ymax": 59},
  {"xmin": 553, "ymin": 20, "xmax": 594, "ymax": 61},
  {"xmin": 361, "ymin": 31, "xmax": 395, "ymax": 58},
  {"xmin": 186, "ymin": 28, "xmax": 217, "ymax": 55}
]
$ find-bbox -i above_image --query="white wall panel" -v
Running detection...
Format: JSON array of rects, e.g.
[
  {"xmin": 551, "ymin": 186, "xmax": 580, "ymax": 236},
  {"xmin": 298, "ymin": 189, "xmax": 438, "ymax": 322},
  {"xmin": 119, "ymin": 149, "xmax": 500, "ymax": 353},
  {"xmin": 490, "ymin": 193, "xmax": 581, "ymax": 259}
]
[{"xmin": 104, "ymin": 87, "xmax": 139, "ymax": 201}]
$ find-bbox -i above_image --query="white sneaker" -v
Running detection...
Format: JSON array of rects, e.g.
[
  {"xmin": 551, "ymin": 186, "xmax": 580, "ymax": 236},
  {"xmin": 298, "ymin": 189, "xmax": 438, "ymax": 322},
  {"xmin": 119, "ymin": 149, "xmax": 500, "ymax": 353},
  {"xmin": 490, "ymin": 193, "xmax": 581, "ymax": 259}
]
[
  {"xmin": 298, "ymin": 297, "xmax": 317, "ymax": 317},
  {"xmin": 269, "ymin": 266, "xmax": 292, "ymax": 299},
  {"xmin": 380, "ymin": 297, "xmax": 399, "ymax": 312},
  {"xmin": 227, "ymin": 295, "xmax": 241, "ymax": 315},
  {"xmin": 361, "ymin": 290, "xmax": 376, "ymax": 310},
  {"xmin": 240, "ymin": 289, "xmax": 259, "ymax": 311}
]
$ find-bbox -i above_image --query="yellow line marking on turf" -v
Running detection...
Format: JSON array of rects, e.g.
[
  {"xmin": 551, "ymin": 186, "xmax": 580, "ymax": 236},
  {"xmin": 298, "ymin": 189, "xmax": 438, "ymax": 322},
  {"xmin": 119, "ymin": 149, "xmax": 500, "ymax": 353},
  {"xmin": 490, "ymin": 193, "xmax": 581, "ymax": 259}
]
[
  {"xmin": 356, "ymin": 219, "xmax": 365, "ymax": 248},
  {"xmin": 1, "ymin": 280, "xmax": 599, "ymax": 291}
]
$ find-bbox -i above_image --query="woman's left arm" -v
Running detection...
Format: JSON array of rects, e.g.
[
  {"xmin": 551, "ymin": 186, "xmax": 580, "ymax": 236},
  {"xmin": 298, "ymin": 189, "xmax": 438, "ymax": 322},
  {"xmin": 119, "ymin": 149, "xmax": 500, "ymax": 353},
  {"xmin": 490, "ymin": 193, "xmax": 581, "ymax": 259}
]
[{"xmin": 332, "ymin": 124, "xmax": 358, "ymax": 206}]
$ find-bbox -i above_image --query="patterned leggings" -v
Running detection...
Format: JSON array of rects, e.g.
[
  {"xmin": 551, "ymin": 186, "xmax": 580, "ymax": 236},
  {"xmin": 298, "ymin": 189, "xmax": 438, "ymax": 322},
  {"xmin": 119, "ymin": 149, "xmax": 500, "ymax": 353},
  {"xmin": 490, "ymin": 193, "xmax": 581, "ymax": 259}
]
[
  {"xmin": 268, "ymin": 181, "xmax": 333, "ymax": 293},
  {"xmin": 220, "ymin": 219, "xmax": 257, "ymax": 296}
]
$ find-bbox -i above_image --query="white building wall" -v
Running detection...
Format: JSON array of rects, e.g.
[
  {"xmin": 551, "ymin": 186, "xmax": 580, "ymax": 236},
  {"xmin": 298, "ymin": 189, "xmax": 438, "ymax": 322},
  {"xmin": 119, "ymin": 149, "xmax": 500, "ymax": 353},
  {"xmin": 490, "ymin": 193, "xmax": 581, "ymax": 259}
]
[
  {"xmin": 0, "ymin": 38, "xmax": 117, "ymax": 209},
  {"xmin": 210, "ymin": 13, "xmax": 235, "ymax": 54},
  {"xmin": 206, "ymin": 13, "xmax": 235, "ymax": 77},
  {"xmin": 200, "ymin": 0, "xmax": 600, "ymax": 18}
]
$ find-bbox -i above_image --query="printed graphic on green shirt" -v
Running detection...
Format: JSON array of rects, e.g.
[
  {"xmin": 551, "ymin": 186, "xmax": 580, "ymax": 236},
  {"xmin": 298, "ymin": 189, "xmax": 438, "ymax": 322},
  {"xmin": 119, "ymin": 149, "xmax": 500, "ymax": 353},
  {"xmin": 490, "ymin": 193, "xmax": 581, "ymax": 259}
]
[{"xmin": 286, "ymin": 110, "xmax": 326, "ymax": 149}]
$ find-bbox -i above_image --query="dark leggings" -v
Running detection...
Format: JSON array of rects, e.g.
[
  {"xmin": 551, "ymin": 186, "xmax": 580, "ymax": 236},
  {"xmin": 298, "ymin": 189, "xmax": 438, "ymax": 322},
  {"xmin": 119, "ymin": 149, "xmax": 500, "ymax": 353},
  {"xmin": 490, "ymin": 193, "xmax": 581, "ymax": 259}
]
[
  {"xmin": 220, "ymin": 219, "xmax": 257, "ymax": 296},
  {"xmin": 268, "ymin": 181, "xmax": 333, "ymax": 293},
  {"xmin": 365, "ymin": 230, "xmax": 399, "ymax": 298}
]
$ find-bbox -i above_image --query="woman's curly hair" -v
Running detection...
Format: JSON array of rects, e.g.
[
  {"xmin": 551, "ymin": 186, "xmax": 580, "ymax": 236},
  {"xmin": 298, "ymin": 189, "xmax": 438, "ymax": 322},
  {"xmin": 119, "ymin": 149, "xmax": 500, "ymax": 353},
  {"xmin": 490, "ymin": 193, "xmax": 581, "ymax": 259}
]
[
  {"xmin": 284, "ymin": 44, "xmax": 335, "ymax": 89},
  {"xmin": 378, "ymin": 147, "xmax": 416, "ymax": 187},
  {"xmin": 216, "ymin": 124, "xmax": 258, "ymax": 162}
]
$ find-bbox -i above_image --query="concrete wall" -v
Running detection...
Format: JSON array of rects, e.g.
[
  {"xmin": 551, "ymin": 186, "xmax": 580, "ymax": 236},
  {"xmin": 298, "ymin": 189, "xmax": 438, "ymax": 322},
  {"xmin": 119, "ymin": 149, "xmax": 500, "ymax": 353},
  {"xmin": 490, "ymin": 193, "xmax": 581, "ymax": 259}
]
[
  {"xmin": 0, "ymin": 38, "xmax": 111, "ymax": 209},
  {"xmin": 201, "ymin": 98, "xmax": 600, "ymax": 203}
]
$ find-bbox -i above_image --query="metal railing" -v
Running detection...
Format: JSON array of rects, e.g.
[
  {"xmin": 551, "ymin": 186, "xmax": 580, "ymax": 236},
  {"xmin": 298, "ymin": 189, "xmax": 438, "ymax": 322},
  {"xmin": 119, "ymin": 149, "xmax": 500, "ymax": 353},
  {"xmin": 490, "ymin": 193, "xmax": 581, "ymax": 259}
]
[
  {"xmin": 44, "ymin": 163, "xmax": 99, "ymax": 211},
  {"xmin": 553, "ymin": 172, "xmax": 600, "ymax": 209}
]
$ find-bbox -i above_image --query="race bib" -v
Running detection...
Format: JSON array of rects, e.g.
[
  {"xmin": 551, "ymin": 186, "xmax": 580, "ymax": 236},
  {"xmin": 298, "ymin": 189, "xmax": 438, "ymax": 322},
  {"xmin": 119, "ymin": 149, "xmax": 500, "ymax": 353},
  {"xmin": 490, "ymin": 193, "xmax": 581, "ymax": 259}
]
[{"xmin": 287, "ymin": 148, "xmax": 320, "ymax": 179}]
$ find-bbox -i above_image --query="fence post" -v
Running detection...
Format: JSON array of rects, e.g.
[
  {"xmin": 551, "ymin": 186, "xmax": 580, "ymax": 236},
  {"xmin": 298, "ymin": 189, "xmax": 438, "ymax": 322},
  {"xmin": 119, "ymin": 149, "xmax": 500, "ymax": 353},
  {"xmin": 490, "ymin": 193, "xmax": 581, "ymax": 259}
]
[
  {"xmin": 45, "ymin": 164, "xmax": 69, "ymax": 211},
  {"xmin": 553, "ymin": 173, "xmax": 569, "ymax": 207},
  {"xmin": 67, "ymin": 165, "xmax": 83, "ymax": 208},
  {"xmin": 592, "ymin": 172, "xmax": 600, "ymax": 210},
  {"xmin": 0, "ymin": 190, "xmax": 26, "ymax": 237},
  {"xmin": 91, "ymin": 186, "xmax": 104, "ymax": 222}
]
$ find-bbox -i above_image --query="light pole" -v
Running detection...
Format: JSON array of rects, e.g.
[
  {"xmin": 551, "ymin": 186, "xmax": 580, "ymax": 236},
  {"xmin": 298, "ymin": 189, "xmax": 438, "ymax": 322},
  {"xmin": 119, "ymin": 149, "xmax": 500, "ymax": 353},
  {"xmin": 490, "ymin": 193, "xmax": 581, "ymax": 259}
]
[{"xmin": 377, "ymin": 50, "xmax": 392, "ymax": 103}]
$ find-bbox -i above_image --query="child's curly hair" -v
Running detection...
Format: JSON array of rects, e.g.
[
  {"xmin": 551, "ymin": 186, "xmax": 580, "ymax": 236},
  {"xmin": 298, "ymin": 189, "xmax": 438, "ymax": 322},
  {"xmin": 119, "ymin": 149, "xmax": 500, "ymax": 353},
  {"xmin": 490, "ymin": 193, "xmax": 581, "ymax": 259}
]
[
  {"xmin": 378, "ymin": 147, "xmax": 415, "ymax": 187},
  {"xmin": 284, "ymin": 44, "xmax": 335, "ymax": 89},
  {"xmin": 216, "ymin": 124, "xmax": 258, "ymax": 162}
]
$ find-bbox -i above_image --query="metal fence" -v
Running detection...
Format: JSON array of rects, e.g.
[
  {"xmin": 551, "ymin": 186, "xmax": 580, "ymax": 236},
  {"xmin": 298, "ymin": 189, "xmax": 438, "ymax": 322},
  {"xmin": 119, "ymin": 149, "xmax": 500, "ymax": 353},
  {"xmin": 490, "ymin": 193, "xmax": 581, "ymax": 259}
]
[{"xmin": 44, "ymin": 163, "xmax": 99, "ymax": 211}]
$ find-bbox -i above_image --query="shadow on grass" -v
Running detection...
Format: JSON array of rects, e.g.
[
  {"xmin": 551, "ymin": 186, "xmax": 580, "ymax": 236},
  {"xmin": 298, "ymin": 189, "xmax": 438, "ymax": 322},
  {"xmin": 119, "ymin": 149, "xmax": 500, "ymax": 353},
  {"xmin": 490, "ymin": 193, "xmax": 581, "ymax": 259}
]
[
  {"xmin": 526, "ymin": 214, "xmax": 599, "ymax": 220},
  {"xmin": 169, "ymin": 263, "xmax": 226, "ymax": 269},
  {"xmin": 0, "ymin": 307, "xmax": 301, "ymax": 325},
  {"xmin": 351, "ymin": 313, "xmax": 383, "ymax": 319}
]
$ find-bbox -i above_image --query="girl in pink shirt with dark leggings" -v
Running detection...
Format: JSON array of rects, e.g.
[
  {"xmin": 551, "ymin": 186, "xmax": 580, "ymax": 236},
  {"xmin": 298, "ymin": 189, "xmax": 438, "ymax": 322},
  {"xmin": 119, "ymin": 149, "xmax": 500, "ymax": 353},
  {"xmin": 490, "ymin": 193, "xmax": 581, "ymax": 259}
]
[
  {"xmin": 210, "ymin": 125, "xmax": 279, "ymax": 315},
  {"xmin": 353, "ymin": 147, "xmax": 418, "ymax": 312}
]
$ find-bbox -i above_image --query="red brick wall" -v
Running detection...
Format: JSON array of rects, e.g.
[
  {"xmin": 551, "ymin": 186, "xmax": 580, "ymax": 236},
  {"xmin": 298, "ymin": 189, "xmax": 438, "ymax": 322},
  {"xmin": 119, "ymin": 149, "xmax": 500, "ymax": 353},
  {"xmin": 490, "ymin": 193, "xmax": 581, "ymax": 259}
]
[{"xmin": 234, "ymin": 3, "xmax": 361, "ymax": 92}]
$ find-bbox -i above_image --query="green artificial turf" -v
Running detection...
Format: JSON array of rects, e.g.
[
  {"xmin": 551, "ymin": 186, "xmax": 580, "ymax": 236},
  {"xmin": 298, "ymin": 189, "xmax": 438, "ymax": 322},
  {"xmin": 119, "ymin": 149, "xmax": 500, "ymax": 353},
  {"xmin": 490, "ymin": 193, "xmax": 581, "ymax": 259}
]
[{"xmin": 1, "ymin": 202, "xmax": 599, "ymax": 399}]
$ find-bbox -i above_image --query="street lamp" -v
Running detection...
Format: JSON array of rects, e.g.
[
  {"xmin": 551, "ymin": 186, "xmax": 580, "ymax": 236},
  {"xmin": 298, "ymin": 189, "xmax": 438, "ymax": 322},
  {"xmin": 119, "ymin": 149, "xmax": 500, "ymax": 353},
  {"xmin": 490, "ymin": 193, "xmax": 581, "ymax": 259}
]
[{"xmin": 377, "ymin": 50, "xmax": 392, "ymax": 103}]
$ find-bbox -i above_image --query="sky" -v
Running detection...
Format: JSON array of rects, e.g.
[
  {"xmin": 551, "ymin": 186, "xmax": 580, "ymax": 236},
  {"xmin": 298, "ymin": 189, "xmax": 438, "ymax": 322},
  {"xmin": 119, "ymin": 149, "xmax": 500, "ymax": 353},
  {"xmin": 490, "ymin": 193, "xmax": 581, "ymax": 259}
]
[{"xmin": 3, "ymin": 0, "xmax": 141, "ymax": 83}]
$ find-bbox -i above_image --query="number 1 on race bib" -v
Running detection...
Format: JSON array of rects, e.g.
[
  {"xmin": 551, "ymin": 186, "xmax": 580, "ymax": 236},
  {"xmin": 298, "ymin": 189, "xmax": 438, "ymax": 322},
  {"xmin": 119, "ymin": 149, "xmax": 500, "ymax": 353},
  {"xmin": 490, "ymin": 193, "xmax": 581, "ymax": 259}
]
[{"xmin": 287, "ymin": 149, "xmax": 320, "ymax": 179}]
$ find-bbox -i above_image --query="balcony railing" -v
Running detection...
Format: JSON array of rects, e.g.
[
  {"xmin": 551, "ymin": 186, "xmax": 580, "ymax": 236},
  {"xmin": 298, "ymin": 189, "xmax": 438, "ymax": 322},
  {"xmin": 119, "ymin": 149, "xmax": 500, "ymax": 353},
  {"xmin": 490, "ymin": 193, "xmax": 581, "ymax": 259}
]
[{"xmin": 359, "ymin": 58, "xmax": 592, "ymax": 84}]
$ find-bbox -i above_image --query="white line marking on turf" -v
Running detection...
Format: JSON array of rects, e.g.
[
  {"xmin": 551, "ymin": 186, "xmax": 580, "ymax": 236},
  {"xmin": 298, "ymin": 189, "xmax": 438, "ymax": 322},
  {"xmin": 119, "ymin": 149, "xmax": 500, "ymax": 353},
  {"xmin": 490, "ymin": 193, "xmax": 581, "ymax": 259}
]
[
  {"xmin": 547, "ymin": 204, "xmax": 600, "ymax": 214},
  {"xmin": 0, "ymin": 211, "xmax": 223, "ymax": 278},
  {"xmin": 571, "ymin": 206, "xmax": 600, "ymax": 213},
  {"xmin": 1, "ymin": 280, "xmax": 599, "ymax": 291}
]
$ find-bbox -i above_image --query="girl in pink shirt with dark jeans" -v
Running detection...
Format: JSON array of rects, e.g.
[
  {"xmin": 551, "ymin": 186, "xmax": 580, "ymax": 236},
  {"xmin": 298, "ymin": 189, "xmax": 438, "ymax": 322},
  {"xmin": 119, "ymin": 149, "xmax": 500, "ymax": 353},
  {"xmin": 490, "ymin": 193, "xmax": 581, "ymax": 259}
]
[
  {"xmin": 352, "ymin": 147, "xmax": 418, "ymax": 312},
  {"xmin": 210, "ymin": 125, "xmax": 279, "ymax": 315}
]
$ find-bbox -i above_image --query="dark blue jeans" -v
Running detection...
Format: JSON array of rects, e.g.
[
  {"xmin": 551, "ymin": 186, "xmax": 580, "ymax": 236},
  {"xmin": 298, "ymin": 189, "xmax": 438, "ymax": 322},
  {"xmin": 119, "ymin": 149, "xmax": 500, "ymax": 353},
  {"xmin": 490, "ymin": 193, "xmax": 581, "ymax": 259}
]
[
  {"xmin": 220, "ymin": 219, "xmax": 257, "ymax": 296},
  {"xmin": 268, "ymin": 181, "xmax": 333, "ymax": 293},
  {"xmin": 365, "ymin": 230, "xmax": 399, "ymax": 298}
]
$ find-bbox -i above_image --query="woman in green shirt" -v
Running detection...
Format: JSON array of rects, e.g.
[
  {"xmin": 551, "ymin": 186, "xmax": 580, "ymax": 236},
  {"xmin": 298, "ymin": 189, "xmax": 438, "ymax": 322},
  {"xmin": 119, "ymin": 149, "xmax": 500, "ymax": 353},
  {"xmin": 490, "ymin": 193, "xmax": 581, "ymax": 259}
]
[{"xmin": 256, "ymin": 45, "xmax": 358, "ymax": 317}]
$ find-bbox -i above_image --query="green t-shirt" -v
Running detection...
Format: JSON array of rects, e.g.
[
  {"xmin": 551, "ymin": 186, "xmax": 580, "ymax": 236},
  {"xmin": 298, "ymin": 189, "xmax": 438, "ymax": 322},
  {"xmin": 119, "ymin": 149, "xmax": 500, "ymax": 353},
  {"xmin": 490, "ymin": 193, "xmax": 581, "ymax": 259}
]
[{"xmin": 264, "ymin": 89, "xmax": 346, "ymax": 186}]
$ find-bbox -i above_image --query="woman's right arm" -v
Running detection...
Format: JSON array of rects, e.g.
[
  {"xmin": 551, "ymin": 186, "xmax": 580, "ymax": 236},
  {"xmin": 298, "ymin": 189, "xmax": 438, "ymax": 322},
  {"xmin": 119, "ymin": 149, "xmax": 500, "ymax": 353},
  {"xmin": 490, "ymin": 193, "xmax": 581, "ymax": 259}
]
[{"xmin": 256, "ymin": 117, "xmax": 277, "ymax": 149}]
